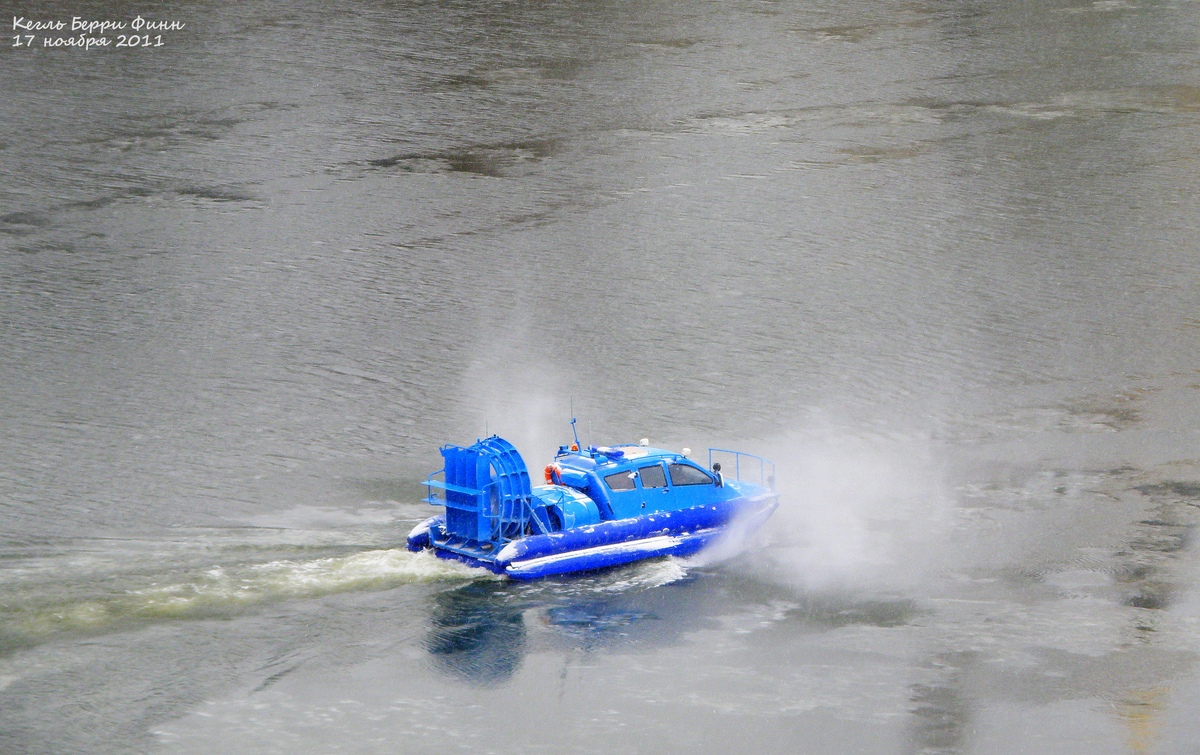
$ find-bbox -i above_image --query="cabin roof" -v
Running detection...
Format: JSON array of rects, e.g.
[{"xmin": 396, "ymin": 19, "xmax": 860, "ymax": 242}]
[{"xmin": 556, "ymin": 444, "xmax": 703, "ymax": 472}]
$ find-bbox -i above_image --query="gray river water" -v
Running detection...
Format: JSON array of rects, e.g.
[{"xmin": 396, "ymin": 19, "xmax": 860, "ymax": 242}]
[{"xmin": 3, "ymin": 0, "xmax": 1200, "ymax": 751}]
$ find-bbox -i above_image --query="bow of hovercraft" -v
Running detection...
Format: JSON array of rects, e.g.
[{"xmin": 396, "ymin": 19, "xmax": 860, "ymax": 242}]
[{"xmin": 407, "ymin": 434, "xmax": 778, "ymax": 579}]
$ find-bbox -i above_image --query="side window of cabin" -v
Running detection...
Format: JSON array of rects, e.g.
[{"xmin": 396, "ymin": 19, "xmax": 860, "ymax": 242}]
[
  {"xmin": 604, "ymin": 470, "xmax": 636, "ymax": 491},
  {"xmin": 668, "ymin": 463, "xmax": 712, "ymax": 486},
  {"xmin": 638, "ymin": 464, "xmax": 667, "ymax": 488}
]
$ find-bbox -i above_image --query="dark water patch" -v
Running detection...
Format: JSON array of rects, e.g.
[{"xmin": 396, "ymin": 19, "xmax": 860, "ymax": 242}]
[
  {"xmin": 1114, "ymin": 563, "xmax": 1154, "ymax": 581},
  {"xmin": 786, "ymin": 596, "xmax": 918, "ymax": 629},
  {"xmin": 1124, "ymin": 486, "xmax": 1199, "ymax": 555},
  {"xmin": 173, "ymin": 186, "xmax": 260, "ymax": 203},
  {"xmin": 1123, "ymin": 591, "xmax": 1171, "ymax": 610},
  {"xmin": 1065, "ymin": 404, "xmax": 1141, "ymax": 430},
  {"xmin": 13, "ymin": 241, "xmax": 76, "ymax": 256},
  {"xmin": 1061, "ymin": 390, "xmax": 1149, "ymax": 431},
  {"xmin": 1113, "ymin": 562, "xmax": 1174, "ymax": 611},
  {"xmin": 367, "ymin": 139, "xmax": 557, "ymax": 178},
  {"xmin": 86, "ymin": 127, "xmax": 190, "ymax": 154},
  {"xmin": 430, "ymin": 142, "xmax": 561, "ymax": 177},
  {"xmin": 537, "ymin": 57, "xmax": 586, "ymax": 80},
  {"xmin": 1130, "ymin": 527, "xmax": 1192, "ymax": 554},
  {"xmin": 1108, "ymin": 499, "xmax": 1197, "ymax": 609},
  {"xmin": 0, "ymin": 537, "xmax": 71, "ymax": 552},
  {"xmin": 631, "ymin": 37, "xmax": 701, "ymax": 49},
  {"xmin": 82, "ymin": 105, "xmax": 273, "ymax": 155},
  {"xmin": 0, "ymin": 212, "xmax": 49, "ymax": 236},
  {"xmin": 3, "ymin": 188, "xmax": 159, "ymax": 238},
  {"xmin": 1136, "ymin": 481, "xmax": 1200, "ymax": 500},
  {"xmin": 908, "ymin": 683, "xmax": 970, "ymax": 753},
  {"xmin": 56, "ymin": 186, "xmax": 153, "ymax": 212},
  {"xmin": 907, "ymin": 652, "xmax": 975, "ymax": 754},
  {"xmin": 444, "ymin": 150, "xmax": 507, "ymax": 178},
  {"xmin": 123, "ymin": 186, "xmax": 155, "ymax": 199},
  {"xmin": 367, "ymin": 153, "xmax": 442, "ymax": 170},
  {"xmin": 503, "ymin": 208, "xmax": 560, "ymax": 228},
  {"xmin": 505, "ymin": 139, "xmax": 561, "ymax": 160},
  {"xmin": 794, "ymin": 25, "xmax": 875, "ymax": 42},
  {"xmin": 251, "ymin": 662, "xmax": 302, "ymax": 693},
  {"xmin": 63, "ymin": 196, "xmax": 117, "ymax": 212}
]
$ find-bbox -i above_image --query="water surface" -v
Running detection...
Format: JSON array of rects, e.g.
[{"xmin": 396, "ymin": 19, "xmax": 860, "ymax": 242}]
[{"xmin": 2, "ymin": 0, "xmax": 1200, "ymax": 751}]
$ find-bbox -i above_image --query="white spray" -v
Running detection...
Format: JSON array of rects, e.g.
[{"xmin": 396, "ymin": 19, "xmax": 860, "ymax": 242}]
[
  {"xmin": 741, "ymin": 422, "xmax": 953, "ymax": 594},
  {"xmin": 457, "ymin": 333, "xmax": 579, "ymax": 464}
]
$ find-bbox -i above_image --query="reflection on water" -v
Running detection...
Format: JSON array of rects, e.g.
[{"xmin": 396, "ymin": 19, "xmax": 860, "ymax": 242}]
[
  {"xmin": 423, "ymin": 560, "xmax": 926, "ymax": 688},
  {"xmin": 426, "ymin": 581, "xmax": 527, "ymax": 687},
  {"xmin": 907, "ymin": 654, "xmax": 973, "ymax": 755},
  {"xmin": 1117, "ymin": 687, "xmax": 1168, "ymax": 755}
]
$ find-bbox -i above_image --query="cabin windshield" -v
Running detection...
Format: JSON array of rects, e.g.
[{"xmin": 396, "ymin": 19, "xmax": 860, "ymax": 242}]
[{"xmin": 668, "ymin": 463, "xmax": 712, "ymax": 486}]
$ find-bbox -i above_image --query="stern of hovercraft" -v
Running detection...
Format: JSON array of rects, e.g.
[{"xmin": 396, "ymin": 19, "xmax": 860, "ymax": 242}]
[{"xmin": 415, "ymin": 436, "xmax": 600, "ymax": 569}]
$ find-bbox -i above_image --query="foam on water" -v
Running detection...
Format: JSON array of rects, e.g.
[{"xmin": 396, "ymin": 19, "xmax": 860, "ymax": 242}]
[
  {"xmin": 0, "ymin": 548, "xmax": 491, "ymax": 650},
  {"xmin": 596, "ymin": 557, "xmax": 690, "ymax": 592},
  {"xmin": 132, "ymin": 548, "xmax": 494, "ymax": 614}
]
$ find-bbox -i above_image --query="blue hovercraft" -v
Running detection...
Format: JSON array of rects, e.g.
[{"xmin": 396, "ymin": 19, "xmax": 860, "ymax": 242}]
[{"xmin": 406, "ymin": 422, "xmax": 779, "ymax": 579}]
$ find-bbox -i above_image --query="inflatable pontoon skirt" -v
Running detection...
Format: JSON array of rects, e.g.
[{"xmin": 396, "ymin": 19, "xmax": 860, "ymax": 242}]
[
  {"xmin": 409, "ymin": 495, "xmax": 778, "ymax": 580},
  {"xmin": 503, "ymin": 527, "xmax": 720, "ymax": 579},
  {"xmin": 412, "ymin": 526, "xmax": 721, "ymax": 578}
]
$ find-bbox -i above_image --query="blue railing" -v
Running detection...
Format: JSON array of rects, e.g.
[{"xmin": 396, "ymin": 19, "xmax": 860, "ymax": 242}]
[{"xmin": 707, "ymin": 448, "xmax": 776, "ymax": 490}]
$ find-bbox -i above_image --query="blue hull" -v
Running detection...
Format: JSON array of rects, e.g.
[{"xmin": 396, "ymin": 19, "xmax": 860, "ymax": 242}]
[{"xmin": 408, "ymin": 494, "xmax": 778, "ymax": 580}]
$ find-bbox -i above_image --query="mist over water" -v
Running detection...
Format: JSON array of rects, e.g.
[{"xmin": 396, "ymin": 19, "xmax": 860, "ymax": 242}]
[
  {"xmin": 751, "ymin": 426, "xmax": 953, "ymax": 594},
  {"xmin": 3, "ymin": 0, "xmax": 1200, "ymax": 751}
]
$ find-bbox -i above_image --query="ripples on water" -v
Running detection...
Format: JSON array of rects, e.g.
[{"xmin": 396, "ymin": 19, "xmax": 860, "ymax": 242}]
[{"xmin": 2, "ymin": 0, "xmax": 1200, "ymax": 751}]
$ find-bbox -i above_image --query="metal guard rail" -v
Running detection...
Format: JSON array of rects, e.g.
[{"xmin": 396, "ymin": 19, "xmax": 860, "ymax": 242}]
[{"xmin": 707, "ymin": 448, "xmax": 776, "ymax": 490}]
